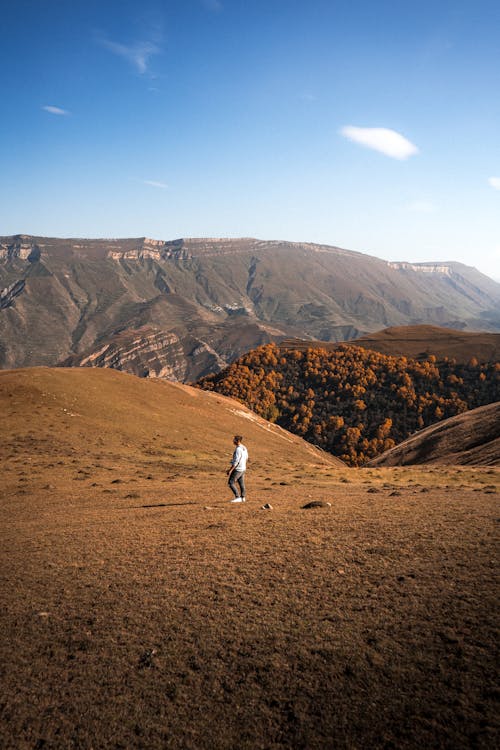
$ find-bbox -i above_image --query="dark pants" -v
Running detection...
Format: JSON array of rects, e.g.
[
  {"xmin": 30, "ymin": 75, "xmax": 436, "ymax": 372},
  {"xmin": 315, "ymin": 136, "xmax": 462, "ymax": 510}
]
[{"xmin": 229, "ymin": 470, "xmax": 246, "ymax": 498}]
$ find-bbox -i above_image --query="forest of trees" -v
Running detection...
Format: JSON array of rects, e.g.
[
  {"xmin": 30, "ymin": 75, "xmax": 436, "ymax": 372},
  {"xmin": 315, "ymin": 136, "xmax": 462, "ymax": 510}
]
[{"xmin": 196, "ymin": 343, "xmax": 500, "ymax": 465}]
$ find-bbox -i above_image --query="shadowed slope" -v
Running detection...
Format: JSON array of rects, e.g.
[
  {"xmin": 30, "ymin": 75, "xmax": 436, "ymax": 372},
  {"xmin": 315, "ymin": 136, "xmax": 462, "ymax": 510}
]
[{"xmin": 368, "ymin": 402, "xmax": 500, "ymax": 466}]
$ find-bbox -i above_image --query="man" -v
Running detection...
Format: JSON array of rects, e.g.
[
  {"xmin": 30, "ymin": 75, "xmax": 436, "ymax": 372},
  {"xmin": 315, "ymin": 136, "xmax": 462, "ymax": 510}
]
[{"xmin": 227, "ymin": 435, "xmax": 248, "ymax": 503}]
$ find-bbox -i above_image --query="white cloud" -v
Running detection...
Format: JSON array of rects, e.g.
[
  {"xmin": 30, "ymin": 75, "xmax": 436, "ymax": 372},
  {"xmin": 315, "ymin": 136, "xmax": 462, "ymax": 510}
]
[
  {"xmin": 407, "ymin": 200, "xmax": 436, "ymax": 213},
  {"xmin": 143, "ymin": 180, "xmax": 168, "ymax": 189},
  {"xmin": 488, "ymin": 177, "xmax": 500, "ymax": 190},
  {"xmin": 98, "ymin": 35, "xmax": 160, "ymax": 74},
  {"xmin": 42, "ymin": 105, "xmax": 70, "ymax": 116},
  {"xmin": 202, "ymin": 0, "xmax": 223, "ymax": 11},
  {"xmin": 340, "ymin": 125, "xmax": 419, "ymax": 160}
]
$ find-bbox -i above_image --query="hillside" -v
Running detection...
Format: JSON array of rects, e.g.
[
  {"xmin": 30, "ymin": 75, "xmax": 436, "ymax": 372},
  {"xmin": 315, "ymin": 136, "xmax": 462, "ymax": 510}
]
[
  {"xmin": 281, "ymin": 324, "xmax": 500, "ymax": 363},
  {"xmin": 197, "ymin": 343, "xmax": 500, "ymax": 465},
  {"xmin": 0, "ymin": 366, "xmax": 337, "ymax": 474},
  {"xmin": 1, "ymin": 367, "xmax": 498, "ymax": 749},
  {"xmin": 1, "ymin": 235, "xmax": 500, "ymax": 380},
  {"xmin": 368, "ymin": 401, "xmax": 500, "ymax": 467}
]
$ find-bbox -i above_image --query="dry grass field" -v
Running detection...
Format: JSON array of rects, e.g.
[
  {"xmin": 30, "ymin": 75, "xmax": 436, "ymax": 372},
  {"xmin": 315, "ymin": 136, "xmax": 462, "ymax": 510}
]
[{"xmin": 1, "ymin": 368, "xmax": 498, "ymax": 749}]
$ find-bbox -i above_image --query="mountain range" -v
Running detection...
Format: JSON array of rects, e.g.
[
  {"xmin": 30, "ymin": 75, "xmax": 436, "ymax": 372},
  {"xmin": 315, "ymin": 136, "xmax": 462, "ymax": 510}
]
[{"xmin": 1, "ymin": 234, "xmax": 500, "ymax": 380}]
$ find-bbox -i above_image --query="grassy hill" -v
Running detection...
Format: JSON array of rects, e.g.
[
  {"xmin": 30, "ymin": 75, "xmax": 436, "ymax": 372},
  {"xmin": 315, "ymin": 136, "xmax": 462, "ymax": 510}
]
[
  {"xmin": 0, "ymin": 368, "xmax": 498, "ymax": 748},
  {"xmin": 368, "ymin": 401, "xmax": 500, "ymax": 467},
  {"xmin": 281, "ymin": 324, "xmax": 500, "ymax": 363},
  {"xmin": 0, "ymin": 366, "xmax": 336, "ymax": 475}
]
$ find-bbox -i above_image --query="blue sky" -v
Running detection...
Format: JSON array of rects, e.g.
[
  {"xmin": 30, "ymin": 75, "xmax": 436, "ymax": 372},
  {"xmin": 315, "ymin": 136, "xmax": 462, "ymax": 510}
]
[{"xmin": 1, "ymin": 0, "xmax": 499, "ymax": 278}]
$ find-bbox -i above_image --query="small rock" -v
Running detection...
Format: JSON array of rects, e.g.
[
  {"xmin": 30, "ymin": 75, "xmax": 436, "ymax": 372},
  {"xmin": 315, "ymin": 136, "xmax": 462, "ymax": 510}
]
[
  {"xmin": 438, "ymin": 630, "xmax": 459, "ymax": 645},
  {"xmin": 366, "ymin": 487, "xmax": 380, "ymax": 494},
  {"xmin": 301, "ymin": 501, "xmax": 331, "ymax": 509},
  {"xmin": 138, "ymin": 648, "xmax": 157, "ymax": 669},
  {"xmin": 389, "ymin": 490, "xmax": 402, "ymax": 496},
  {"xmin": 261, "ymin": 503, "xmax": 273, "ymax": 510},
  {"xmin": 337, "ymin": 569, "xmax": 346, "ymax": 575}
]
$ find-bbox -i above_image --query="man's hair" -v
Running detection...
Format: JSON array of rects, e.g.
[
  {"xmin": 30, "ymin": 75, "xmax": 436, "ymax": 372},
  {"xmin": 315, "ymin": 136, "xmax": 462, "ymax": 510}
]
[{"xmin": 234, "ymin": 435, "xmax": 243, "ymax": 442}]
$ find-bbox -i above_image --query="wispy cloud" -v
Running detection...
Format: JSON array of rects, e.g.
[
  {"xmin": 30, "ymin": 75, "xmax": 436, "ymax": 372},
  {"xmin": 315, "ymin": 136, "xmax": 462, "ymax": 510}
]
[
  {"xmin": 202, "ymin": 0, "xmax": 223, "ymax": 11},
  {"xmin": 340, "ymin": 126, "xmax": 419, "ymax": 160},
  {"xmin": 97, "ymin": 34, "xmax": 160, "ymax": 74},
  {"xmin": 42, "ymin": 105, "xmax": 70, "ymax": 116},
  {"xmin": 142, "ymin": 180, "xmax": 168, "ymax": 189},
  {"xmin": 407, "ymin": 200, "xmax": 436, "ymax": 213},
  {"xmin": 488, "ymin": 176, "xmax": 500, "ymax": 190}
]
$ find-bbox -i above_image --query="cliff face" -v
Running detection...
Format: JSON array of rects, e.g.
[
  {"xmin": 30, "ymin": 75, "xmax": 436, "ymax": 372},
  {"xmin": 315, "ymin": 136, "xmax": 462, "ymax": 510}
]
[
  {"xmin": 0, "ymin": 236, "xmax": 41, "ymax": 262},
  {"xmin": 62, "ymin": 327, "xmax": 228, "ymax": 382},
  {"xmin": 1, "ymin": 234, "xmax": 499, "ymax": 380},
  {"xmin": 67, "ymin": 329, "xmax": 189, "ymax": 380}
]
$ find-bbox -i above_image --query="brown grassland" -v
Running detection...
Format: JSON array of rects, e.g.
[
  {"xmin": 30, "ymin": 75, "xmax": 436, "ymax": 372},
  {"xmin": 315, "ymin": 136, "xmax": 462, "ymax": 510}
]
[{"xmin": 0, "ymin": 368, "xmax": 498, "ymax": 749}]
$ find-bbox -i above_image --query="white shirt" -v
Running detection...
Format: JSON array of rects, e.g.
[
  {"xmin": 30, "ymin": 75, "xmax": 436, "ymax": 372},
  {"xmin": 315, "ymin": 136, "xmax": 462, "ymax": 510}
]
[{"xmin": 231, "ymin": 444, "xmax": 248, "ymax": 472}]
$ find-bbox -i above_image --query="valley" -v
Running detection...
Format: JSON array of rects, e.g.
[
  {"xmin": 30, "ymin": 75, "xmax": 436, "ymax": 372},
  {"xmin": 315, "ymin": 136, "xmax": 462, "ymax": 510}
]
[{"xmin": 197, "ymin": 342, "xmax": 500, "ymax": 465}]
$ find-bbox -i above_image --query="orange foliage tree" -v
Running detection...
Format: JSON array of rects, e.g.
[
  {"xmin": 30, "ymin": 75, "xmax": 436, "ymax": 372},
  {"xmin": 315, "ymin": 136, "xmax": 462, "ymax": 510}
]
[{"xmin": 197, "ymin": 343, "xmax": 500, "ymax": 466}]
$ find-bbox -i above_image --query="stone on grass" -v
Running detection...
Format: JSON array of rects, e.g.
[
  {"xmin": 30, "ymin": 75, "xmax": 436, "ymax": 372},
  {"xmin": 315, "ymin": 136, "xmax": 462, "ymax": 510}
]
[
  {"xmin": 261, "ymin": 503, "xmax": 273, "ymax": 510},
  {"xmin": 301, "ymin": 500, "xmax": 331, "ymax": 509}
]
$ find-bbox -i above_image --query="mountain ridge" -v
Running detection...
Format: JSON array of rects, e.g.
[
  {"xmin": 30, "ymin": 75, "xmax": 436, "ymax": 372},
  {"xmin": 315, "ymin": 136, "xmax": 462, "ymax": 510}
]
[
  {"xmin": 280, "ymin": 325, "xmax": 500, "ymax": 363},
  {"xmin": 1, "ymin": 234, "xmax": 500, "ymax": 379}
]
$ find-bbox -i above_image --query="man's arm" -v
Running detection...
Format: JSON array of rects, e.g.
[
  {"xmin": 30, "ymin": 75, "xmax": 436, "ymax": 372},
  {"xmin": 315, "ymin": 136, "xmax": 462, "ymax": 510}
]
[{"xmin": 226, "ymin": 447, "xmax": 237, "ymax": 475}]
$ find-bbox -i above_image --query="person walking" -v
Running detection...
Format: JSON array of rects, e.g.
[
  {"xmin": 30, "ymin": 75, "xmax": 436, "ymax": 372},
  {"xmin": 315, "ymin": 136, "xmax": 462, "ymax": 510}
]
[{"xmin": 227, "ymin": 435, "xmax": 248, "ymax": 503}]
